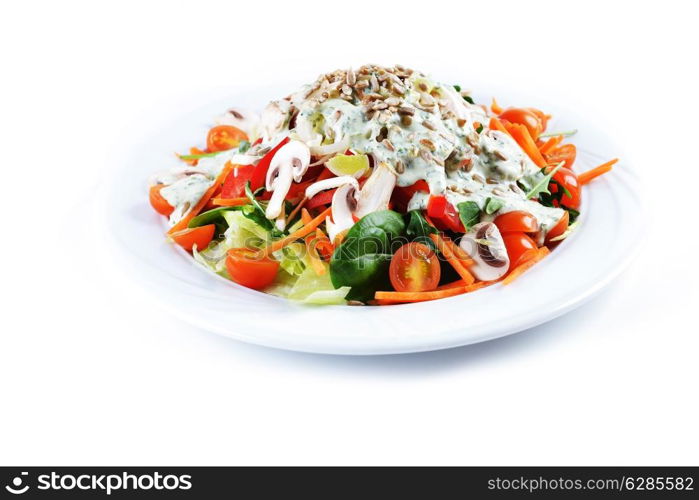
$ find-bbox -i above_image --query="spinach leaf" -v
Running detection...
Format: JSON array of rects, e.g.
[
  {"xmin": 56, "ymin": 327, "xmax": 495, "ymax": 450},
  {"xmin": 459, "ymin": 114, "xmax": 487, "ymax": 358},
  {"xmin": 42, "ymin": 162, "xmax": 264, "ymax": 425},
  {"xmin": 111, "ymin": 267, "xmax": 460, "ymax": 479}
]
[
  {"xmin": 188, "ymin": 206, "xmax": 244, "ymax": 233},
  {"xmin": 457, "ymin": 201, "xmax": 480, "ymax": 231},
  {"xmin": 237, "ymin": 140, "xmax": 251, "ymax": 153},
  {"xmin": 565, "ymin": 207, "xmax": 580, "ymax": 223},
  {"xmin": 405, "ymin": 210, "xmax": 437, "ymax": 248},
  {"xmin": 524, "ymin": 162, "xmax": 564, "ymax": 199},
  {"xmin": 244, "ymin": 181, "xmax": 283, "ymax": 236},
  {"xmin": 462, "ymin": 95, "xmax": 474, "ymax": 104},
  {"xmin": 330, "ymin": 210, "xmax": 406, "ymax": 302},
  {"xmin": 484, "ymin": 197, "xmax": 505, "ymax": 215}
]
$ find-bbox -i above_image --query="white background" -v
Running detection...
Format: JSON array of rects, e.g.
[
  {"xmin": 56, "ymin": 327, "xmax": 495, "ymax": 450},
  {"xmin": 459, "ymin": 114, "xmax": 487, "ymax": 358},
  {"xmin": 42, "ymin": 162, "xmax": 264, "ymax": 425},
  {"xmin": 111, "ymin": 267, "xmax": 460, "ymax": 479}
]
[{"xmin": 1, "ymin": 0, "xmax": 697, "ymax": 465}]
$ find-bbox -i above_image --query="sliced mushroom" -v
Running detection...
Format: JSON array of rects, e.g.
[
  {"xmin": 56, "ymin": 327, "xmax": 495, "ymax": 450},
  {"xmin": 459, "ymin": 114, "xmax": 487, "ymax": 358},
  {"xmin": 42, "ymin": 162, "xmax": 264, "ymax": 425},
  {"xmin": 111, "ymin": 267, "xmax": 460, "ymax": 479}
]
[
  {"xmin": 459, "ymin": 222, "xmax": 510, "ymax": 281},
  {"xmin": 304, "ymin": 176, "xmax": 359, "ymax": 200},
  {"xmin": 264, "ymin": 140, "xmax": 310, "ymax": 219},
  {"xmin": 327, "ymin": 183, "xmax": 359, "ymax": 242},
  {"xmin": 214, "ymin": 107, "xmax": 260, "ymax": 136},
  {"xmin": 304, "ymin": 176, "xmax": 360, "ymax": 241},
  {"xmin": 355, "ymin": 162, "xmax": 397, "ymax": 217}
]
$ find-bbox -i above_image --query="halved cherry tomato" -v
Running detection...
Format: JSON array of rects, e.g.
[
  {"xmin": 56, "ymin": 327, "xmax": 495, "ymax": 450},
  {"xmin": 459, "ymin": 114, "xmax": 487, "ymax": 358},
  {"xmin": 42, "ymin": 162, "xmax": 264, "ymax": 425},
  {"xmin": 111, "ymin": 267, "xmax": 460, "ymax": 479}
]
[
  {"xmin": 206, "ymin": 125, "xmax": 248, "ymax": 152},
  {"xmin": 250, "ymin": 137, "xmax": 290, "ymax": 191},
  {"xmin": 502, "ymin": 232, "xmax": 538, "ymax": 271},
  {"xmin": 551, "ymin": 166, "xmax": 581, "ymax": 209},
  {"xmin": 499, "ymin": 108, "xmax": 544, "ymax": 140},
  {"xmin": 220, "ymin": 164, "xmax": 255, "ymax": 199},
  {"xmin": 170, "ymin": 224, "xmax": 216, "ymax": 252},
  {"xmin": 389, "ymin": 242, "xmax": 441, "ymax": 292},
  {"xmin": 149, "ymin": 185, "xmax": 174, "ymax": 216},
  {"xmin": 493, "ymin": 210, "xmax": 539, "ymax": 234},
  {"xmin": 225, "ymin": 248, "xmax": 280, "ymax": 290},
  {"xmin": 427, "ymin": 195, "xmax": 465, "ymax": 233},
  {"xmin": 545, "ymin": 211, "xmax": 569, "ymax": 244},
  {"xmin": 306, "ymin": 188, "xmax": 336, "ymax": 210},
  {"xmin": 545, "ymin": 143, "xmax": 577, "ymax": 169},
  {"xmin": 526, "ymin": 108, "xmax": 549, "ymax": 132}
]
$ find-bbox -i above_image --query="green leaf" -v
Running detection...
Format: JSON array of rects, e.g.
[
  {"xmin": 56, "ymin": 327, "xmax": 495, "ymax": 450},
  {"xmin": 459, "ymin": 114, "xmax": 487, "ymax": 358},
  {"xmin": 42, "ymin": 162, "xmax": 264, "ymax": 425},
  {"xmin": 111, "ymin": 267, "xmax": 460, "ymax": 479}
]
[
  {"xmin": 453, "ymin": 84, "xmax": 461, "ymax": 92},
  {"xmin": 243, "ymin": 181, "xmax": 282, "ymax": 236},
  {"xmin": 525, "ymin": 162, "xmax": 564, "ymax": 200},
  {"xmin": 406, "ymin": 210, "xmax": 437, "ymax": 248},
  {"xmin": 456, "ymin": 201, "xmax": 480, "ymax": 231},
  {"xmin": 564, "ymin": 207, "xmax": 580, "ymax": 223},
  {"xmin": 330, "ymin": 210, "xmax": 406, "ymax": 302},
  {"xmin": 178, "ymin": 151, "xmax": 224, "ymax": 161},
  {"xmin": 475, "ymin": 124, "xmax": 483, "ymax": 133},
  {"xmin": 538, "ymin": 129, "xmax": 578, "ymax": 138},
  {"xmin": 188, "ymin": 205, "xmax": 245, "ymax": 234},
  {"xmin": 484, "ymin": 197, "xmax": 505, "ymax": 215},
  {"xmin": 238, "ymin": 140, "xmax": 251, "ymax": 153},
  {"xmin": 462, "ymin": 95, "xmax": 474, "ymax": 104}
]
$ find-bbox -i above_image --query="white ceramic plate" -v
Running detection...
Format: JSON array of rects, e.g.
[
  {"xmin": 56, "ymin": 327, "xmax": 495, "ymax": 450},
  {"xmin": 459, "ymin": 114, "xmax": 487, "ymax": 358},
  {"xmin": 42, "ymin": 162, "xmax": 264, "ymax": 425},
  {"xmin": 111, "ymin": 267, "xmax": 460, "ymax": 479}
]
[{"xmin": 99, "ymin": 81, "xmax": 643, "ymax": 355}]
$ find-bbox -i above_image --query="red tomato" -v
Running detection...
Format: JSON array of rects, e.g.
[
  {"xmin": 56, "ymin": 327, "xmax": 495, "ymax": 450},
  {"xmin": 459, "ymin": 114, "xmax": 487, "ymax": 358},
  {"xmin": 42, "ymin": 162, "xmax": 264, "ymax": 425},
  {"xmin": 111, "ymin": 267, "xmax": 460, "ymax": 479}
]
[
  {"xmin": 545, "ymin": 143, "xmax": 577, "ymax": 169},
  {"xmin": 526, "ymin": 108, "xmax": 549, "ymax": 132},
  {"xmin": 220, "ymin": 164, "xmax": 255, "ymax": 199},
  {"xmin": 149, "ymin": 185, "xmax": 174, "ymax": 216},
  {"xmin": 389, "ymin": 242, "xmax": 441, "ymax": 292},
  {"xmin": 170, "ymin": 224, "xmax": 216, "ymax": 252},
  {"xmin": 551, "ymin": 166, "xmax": 581, "ymax": 209},
  {"xmin": 427, "ymin": 195, "xmax": 465, "ymax": 233},
  {"xmin": 225, "ymin": 248, "xmax": 280, "ymax": 290},
  {"xmin": 502, "ymin": 232, "xmax": 538, "ymax": 271},
  {"xmin": 250, "ymin": 137, "xmax": 290, "ymax": 191},
  {"xmin": 493, "ymin": 210, "xmax": 539, "ymax": 234},
  {"xmin": 206, "ymin": 125, "xmax": 248, "ymax": 152},
  {"xmin": 499, "ymin": 108, "xmax": 544, "ymax": 140},
  {"xmin": 546, "ymin": 211, "xmax": 569, "ymax": 244}
]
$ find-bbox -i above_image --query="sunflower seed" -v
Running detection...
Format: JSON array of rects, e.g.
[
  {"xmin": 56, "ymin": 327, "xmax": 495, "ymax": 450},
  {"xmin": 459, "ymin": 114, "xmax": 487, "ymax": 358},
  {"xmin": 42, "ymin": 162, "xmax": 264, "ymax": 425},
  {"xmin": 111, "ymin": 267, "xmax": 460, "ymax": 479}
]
[
  {"xmin": 394, "ymin": 160, "xmax": 405, "ymax": 173},
  {"xmin": 494, "ymin": 150, "xmax": 508, "ymax": 161},
  {"xmin": 486, "ymin": 177, "xmax": 499, "ymax": 184},
  {"xmin": 419, "ymin": 138, "xmax": 436, "ymax": 151},
  {"xmin": 400, "ymin": 115, "xmax": 412, "ymax": 127},
  {"xmin": 341, "ymin": 84, "xmax": 352, "ymax": 96},
  {"xmin": 422, "ymin": 120, "xmax": 436, "ymax": 131},
  {"xmin": 473, "ymin": 173, "xmax": 486, "ymax": 184},
  {"xmin": 492, "ymin": 187, "xmax": 505, "ymax": 196},
  {"xmin": 397, "ymin": 106, "xmax": 415, "ymax": 116},
  {"xmin": 346, "ymin": 68, "xmax": 356, "ymax": 86},
  {"xmin": 382, "ymin": 139, "xmax": 395, "ymax": 151}
]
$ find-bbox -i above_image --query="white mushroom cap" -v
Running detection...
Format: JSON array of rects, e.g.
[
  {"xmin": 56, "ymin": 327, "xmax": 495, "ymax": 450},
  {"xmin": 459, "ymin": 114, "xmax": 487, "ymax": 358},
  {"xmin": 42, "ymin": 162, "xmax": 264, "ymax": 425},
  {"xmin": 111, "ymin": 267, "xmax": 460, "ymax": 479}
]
[
  {"xmin": 264, "ymin": 140, "xmax": 310, "ymax": 220},
  {"xmin": 459, "ymin": 222, "xmax": 510, "ymax": 281},
  {"xmin": 355, "ymin": 162, "xmax": 396, "ymax": 217},
  {"xmin": 326, "ymin": 183, "xmax": 360, "ymax": 242},
  {"xmin": 304, "ymin": 176, "xmax": 359, "ymax": 200},
  {"xmin": 214, "ymin": 108, "xmax": 260, "ymax": 136}
]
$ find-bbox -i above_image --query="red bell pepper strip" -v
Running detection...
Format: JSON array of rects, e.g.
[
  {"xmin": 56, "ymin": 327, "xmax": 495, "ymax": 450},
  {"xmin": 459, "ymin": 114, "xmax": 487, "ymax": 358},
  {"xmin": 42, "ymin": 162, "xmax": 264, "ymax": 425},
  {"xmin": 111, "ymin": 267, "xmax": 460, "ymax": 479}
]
[
  {"xmin": 306, "ymin": 188, "xmax": 336, "ymax": 210},
  {"xmin": 250, "ymin": 137, "xmax": 290, "ymax": 191},
  {"xmin": 220, "ymin": 164, "xmax": 255, "ymax": 199},
  {"xmin": 427, "ymin": 195, "xmax": 465, "ymax": 233}
]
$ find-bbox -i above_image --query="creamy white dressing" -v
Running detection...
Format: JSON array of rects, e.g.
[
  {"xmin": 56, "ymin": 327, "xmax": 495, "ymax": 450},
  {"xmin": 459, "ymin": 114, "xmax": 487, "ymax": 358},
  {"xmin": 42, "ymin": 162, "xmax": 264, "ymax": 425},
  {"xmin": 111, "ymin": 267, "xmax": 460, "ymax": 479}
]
[{"xmin": 154, "ymin": 65, "xmax": 564, "ymax": 234}]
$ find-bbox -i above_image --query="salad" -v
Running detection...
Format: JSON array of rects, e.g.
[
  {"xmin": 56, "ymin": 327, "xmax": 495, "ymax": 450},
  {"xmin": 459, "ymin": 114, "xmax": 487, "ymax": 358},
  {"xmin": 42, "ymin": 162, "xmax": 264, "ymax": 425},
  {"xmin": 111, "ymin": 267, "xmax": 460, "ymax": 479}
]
[{"xmin": 148, "ymin": 64, "xmax": 616, "ymax": 305}]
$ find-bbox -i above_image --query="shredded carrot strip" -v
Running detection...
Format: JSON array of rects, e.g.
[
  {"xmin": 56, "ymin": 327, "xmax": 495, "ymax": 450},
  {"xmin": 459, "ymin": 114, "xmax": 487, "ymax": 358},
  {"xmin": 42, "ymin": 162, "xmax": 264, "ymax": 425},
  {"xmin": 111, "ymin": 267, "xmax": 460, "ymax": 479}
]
[
  {"xmin": 257, "ymin": 207, "xmax": 332, "ymax": 257},
  {"xmin": 286, "ymin": 196, "xmax": 307, "ymax": 225},
  {"xmin": 538, "ymin": 135, "xmax": 564, "ymax": 155},
  {"xmin": 491, "ymin": 98, "xmax": 503, "ymax": 115},
  {"xmin": 374, "ymin": 286, "xmax": 469, "ymax": 303},
  {"xmin": 168, "ymin": 162, "xmax": 234, "ymax": 235},
  {"xmin": 435, "ymin": 280, "xmax": 466, "ymax": 291},
  {"xmin": 505, "ymin": 123, "xmax": 547, "ymax": 167},
  {"xmin": 502, "ymin": 247, "xmax": 550, "ymax": 285},
  {"xmin": 441, "ymin": 237, "xmax": 474, "ymax": 266},
  {"xmin": 489, "ymin": 116, "xmax": 510, "ymax": 135},
  {"xmin": 314, "ymin": 229, "xmax": 334, "ymax": 259},
  {"xmin": 211, "ymin": 197, "xmax": 248, "ymax": 207},
  {"xmin": 429, "ymin": 233, "xmax": 475, "ymax": 285},
  {"xmin": 463, "ymin": 280, "xmax": 498, "ymax": 293},
  {"xmin": 301, "ymin": 209, "xmax": 327, "ymax": 275},
  {"xmin": 578, "ymin": 158, "xmax": 618, "ymax": 185}
]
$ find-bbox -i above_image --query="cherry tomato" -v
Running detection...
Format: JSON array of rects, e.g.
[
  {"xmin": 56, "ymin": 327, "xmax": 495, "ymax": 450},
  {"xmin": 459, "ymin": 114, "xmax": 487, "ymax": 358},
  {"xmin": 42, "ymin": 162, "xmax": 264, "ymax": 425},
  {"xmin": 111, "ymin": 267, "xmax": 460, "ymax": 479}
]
[
  {"xmin": 206, "ymin": 125, "xmax": 248, "ymax": 152},
  {"xmin": 551, "ymin": 166, "xmax": 581, "ymax": 209},
  {"xmin": 225, "ymin": 248, "xmax": 280, "ymax": 290},
  {"xmin": 502, "ymin": 232, "xmax": 538, "ymax": 271},
  {"xmin": 546, "ymin": 211, "xmax": 569, "ymax": 244},
  {"xmin": 499, "ymin": 108, "xmax": 544, "ymax": 140},
  {"xmin": 389, "ymin": 242, "xmax": 441, "ymax": 292},
  {"xmin": 149, "ymin": 185, "xmax": 174, "ymax": 216},
  {"xmin": 526, "ymin": 108, "xmax": 549, "ymax": 132},
  {"xmin": 220, "ymin": 164, "xmax": 255, "ymax": 198},
  {"xmin": 170, "ymin": 224, "xmax": 215, "ymax": 252},
  {"xmin": 545, "ymin": 143, "xmax": 577, "ymax": 169},
  {"xmin": 427, "ymin": 195, "xmax": 465, "ymax": 233},
  {"xmin": 493, "ymin": 210, "xmax": 539, "ymax": 234}
]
